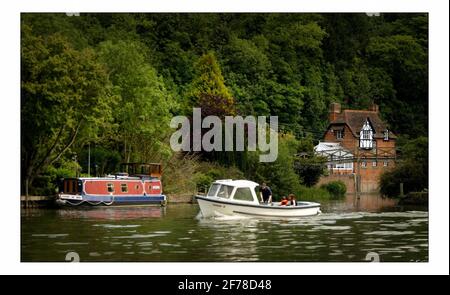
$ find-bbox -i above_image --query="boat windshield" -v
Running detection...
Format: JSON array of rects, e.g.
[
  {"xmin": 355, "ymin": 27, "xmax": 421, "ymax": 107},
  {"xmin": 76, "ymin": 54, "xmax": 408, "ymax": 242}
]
[
  {"xmin": 207, "ymin": 184, "xmax": 221, "ymax": 197},
  {"xmin": 216, "ymin": 185, "xmax": 234, "ymax": 199}
]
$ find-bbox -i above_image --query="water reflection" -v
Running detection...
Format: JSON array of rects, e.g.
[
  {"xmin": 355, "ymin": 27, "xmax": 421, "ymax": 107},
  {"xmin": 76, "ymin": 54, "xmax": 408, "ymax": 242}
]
[
  {"xmin": 322, "ymin": 193, "xmax": 398, "ymax": 213},
  {"xmin": 21, "ymin": 196, "xmax": 428, "ymax": 262},
  {"xmin": 56, "ymin": 206, "xmax": 165, "ymax": 220}
]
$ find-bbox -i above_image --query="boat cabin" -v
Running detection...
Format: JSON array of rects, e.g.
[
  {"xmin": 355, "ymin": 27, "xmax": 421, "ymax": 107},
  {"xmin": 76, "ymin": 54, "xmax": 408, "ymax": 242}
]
[
  {"xmin": 58, "ymin": 163, "xmax": 163, "ymax": 198},
  {"xmin": 206, "ymin": 180, "xmax": 260, "ymax": 204}
]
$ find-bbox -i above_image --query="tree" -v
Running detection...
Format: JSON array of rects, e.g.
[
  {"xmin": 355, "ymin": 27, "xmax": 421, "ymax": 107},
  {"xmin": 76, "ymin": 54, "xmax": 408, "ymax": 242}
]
[
  {"xmin": 246, "ymin": 133, "xmax": 302, "ymax": 199},
  {"xmin": 185, "ymin": 52, "xmax": 235, "ymax": 116},
  {"xmin": 293, "ymin": 137, "xmax": 327, "ymax": 187},
  {"xmin": 21, "ymin": 24, "xmax": 114, "ymax": 195},
  {"xmin": 97, "ymin": 40, "xmax": 176, "ymax": 163},
  {"xmin": 380, "ymin": 136, "xmax": 428, "ymax": 197}
]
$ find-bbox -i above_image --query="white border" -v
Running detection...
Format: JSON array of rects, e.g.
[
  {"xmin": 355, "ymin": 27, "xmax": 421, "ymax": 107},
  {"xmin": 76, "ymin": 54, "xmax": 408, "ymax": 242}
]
[{"xmin": 1, "ymin": 0, "xmax": 448, "ymax": 275}]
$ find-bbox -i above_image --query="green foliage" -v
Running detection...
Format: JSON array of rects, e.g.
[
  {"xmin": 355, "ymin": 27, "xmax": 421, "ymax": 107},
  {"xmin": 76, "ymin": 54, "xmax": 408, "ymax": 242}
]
[
  {"xmin": 380, "ymin": 136, "xmax": 428, "ymax": 197},
  {"xmin": 297, "ymin": 185, "xmax": 330, "ymax": 201},
  {"xmin": 21, "ymin": 23, "xmax": 114, "ymax": 194},
  {"xmin": 246, "ymin": 133, "xmax": 301, "ymax": 200},
  {"xmin": 294, "ymin": 138, "xmax": 327, "ymax": 187},
  {"xmin": 97, "ymin": 40, "xmax": 176, "ymax": 163},
  {"xmin": 21, "ymin": 13, "xmax": 428, "ymax": 196},
  {"xmin": 321, "ymin": 181, "xmax": 347, "ymax": 198},
  {"xmin": 223, "ymin": 36, "xmax": 272, "ymax": 80},
  {"xmin": 193, "ymin": 173, "xmax": 214, "ymax": 193},
  {"xmin": 186, "ymin": 52, "xmax": 235, "ymax": 116}
]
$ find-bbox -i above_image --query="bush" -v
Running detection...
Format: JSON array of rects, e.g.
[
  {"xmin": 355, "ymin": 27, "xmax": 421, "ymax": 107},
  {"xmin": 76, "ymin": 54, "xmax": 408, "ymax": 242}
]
[
  {"xmin": 193, "ymin": 173, "xmax": 214, "ymax": 193},
  {"xmin": 321, "ymin": 181, "xmax": 347, "ymax": 198},
  {"xmin": 245, "ymin": 133, "xmax": 302, "ymax": 199},
  {"xmin": 380, "ymin": 136, "xmax": 428, "ymax": 197},
  {"xmin": 297, "ymin": 185, "xmax": 330, "ymax": 201}
]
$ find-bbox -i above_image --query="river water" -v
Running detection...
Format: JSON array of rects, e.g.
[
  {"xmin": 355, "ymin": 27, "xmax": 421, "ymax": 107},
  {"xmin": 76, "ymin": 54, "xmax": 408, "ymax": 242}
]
[{"xmin": 21, "ymin": 194, "xmax": 428, "ymax": 262}]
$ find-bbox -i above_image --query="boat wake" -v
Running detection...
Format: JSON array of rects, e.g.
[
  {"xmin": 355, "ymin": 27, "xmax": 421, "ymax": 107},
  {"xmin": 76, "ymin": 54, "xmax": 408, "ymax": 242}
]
[{"xmin": 195, "ymin": 211, "xmax": 250, "ymax": 221}]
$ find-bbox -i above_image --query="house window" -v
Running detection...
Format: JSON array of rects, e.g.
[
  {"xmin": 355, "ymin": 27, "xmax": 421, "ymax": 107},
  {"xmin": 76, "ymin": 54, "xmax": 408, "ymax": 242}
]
[
  {"xmin": 383, "ymin": 160, "xmax": 388, "ymax": 167},
  {"xmin": 359, "ymin": 119, "xmax": 374, "ymax": 149},
  {"xmin": 372, "ymin": 161, "xmax": 377, "ymax": 167},
  {"xmin": 107, "ymin": 183, "xmax": 114, "ymax": 193},
  {"xmin": 335, "ymin": 162, "xmax": 353, "ymax": 170},
  {"xmin": 335, "ymin": 129, "xmax": 344, "ymax": 140},
  {"xmin": 121, "ymin": 183, "xmax": 128, "ymax": 193},
  {"xmin": 384, "ymin": 129, "xmax": 389, "ymax": 141},
  {"xmin": 361, "ymin": 161, "xmax": 367, "ymax": 168}
]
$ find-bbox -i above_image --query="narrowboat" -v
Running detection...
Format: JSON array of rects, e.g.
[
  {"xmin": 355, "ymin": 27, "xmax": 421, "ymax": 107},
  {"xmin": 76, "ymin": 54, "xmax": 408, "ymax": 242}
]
[
  {"xmin": 56, "ymin": 163, "xmax": 166, "ymax": 207},
  {"xmin": 195, "ymin": 180, "xmax": 321, "ymax": 218}
]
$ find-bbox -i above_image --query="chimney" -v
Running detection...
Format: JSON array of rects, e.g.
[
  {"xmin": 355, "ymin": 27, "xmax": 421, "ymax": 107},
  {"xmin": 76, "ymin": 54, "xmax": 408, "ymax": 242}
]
[
  {"xmin": 369, "ymin": 102, "xmax": 379, "ymax": 113},
  {"xmin": 329, "ymin": 102, "xmax": 341, "ymax": 122}
]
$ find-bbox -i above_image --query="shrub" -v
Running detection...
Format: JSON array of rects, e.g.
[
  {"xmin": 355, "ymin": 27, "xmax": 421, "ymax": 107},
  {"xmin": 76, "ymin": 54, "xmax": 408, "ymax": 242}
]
[
  {"xmin": 297, "ymin": 185, "xmax": 330, "ymax": 201},
  {"xmin": 193, "ymin": 173, "xmax": 214, "ymax": 193},
  {"xmin": 321, "ymin": 181, "xmax": 347, "ymax": 198},
  {"xmin": 380, "ymin": 136, "xmax": 428, "ymax": 197}
]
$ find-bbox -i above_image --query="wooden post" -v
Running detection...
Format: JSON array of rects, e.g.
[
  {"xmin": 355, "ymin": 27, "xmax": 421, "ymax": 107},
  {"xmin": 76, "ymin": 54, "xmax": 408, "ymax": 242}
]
[
  {"xmin": 400, "ymin": 182, "xmax": 404, "ymax": 197},
  {"xmin": 25, "ymin": 178, "xmax": 29, "ymax": 208},
  {"xmin": 356, "ymin": 150, "xmax": 361, "ymax": 199}
]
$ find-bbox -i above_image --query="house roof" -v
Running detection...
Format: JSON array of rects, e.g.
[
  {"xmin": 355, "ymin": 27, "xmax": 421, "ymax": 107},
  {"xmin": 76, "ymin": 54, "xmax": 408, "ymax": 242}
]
[
  {"xmin": 314, "ymin": 142, "xmax": 354, "ymax": 158},
  {"xmin": 328, "ymin": 110, "xmax": 397, "ymax": 139}
]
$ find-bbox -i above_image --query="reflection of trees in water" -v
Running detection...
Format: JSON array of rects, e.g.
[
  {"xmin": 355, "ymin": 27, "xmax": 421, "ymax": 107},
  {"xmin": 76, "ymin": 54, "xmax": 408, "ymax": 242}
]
[
  {"xmin": 322, "ymin": 194, "xmax": 399, "ymax": 213},
  {"xmin": 57, "ymin": 207, "xmax": 165, "ymax": 220}
]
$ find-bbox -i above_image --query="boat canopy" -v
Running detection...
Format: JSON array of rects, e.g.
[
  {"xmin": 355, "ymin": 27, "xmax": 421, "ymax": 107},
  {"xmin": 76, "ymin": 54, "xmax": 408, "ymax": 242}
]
[
  {"xmin": 213, "ymin": 179, "xmax": 259, "ymax": 188},
  {"xmin": 208, "ymin": 180, "xmax": 260, "ymax": 204}
]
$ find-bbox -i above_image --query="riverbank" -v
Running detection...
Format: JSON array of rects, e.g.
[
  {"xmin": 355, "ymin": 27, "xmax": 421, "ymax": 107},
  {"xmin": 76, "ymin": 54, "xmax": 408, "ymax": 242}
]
[
  {"xmin": 20, "ymin": 195, "xmax": 55, "ymax": 208},
  {"xmin": 20, "ymin": 194, "xmax": 196, "ymax": 208},
  {"xmin": 398, "ymin": 192, "xmax": 428, "ymax": 205}
]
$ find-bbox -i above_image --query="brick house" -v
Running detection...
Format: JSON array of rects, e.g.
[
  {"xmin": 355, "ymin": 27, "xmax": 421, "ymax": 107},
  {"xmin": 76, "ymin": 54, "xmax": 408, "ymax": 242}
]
[{"xmin": 315, "ymin": 102, "xmax": 397, "ymax": 193}]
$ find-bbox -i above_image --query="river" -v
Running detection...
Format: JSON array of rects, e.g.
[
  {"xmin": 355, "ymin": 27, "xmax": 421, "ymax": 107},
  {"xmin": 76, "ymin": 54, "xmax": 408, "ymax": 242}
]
[{"xmin": 21, "ymin": 194, "xmax": 428, "ymax": 262}]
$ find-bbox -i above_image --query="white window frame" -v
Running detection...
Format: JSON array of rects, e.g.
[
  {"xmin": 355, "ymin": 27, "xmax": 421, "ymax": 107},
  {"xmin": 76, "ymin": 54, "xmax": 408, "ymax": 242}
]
[
  {"xmin": 384, "ymin": 129, "xmax": 389, "ymax": 141},
  {"xmin": 359, "ymin": 119, "xmax": 374, "ymax": 149}
]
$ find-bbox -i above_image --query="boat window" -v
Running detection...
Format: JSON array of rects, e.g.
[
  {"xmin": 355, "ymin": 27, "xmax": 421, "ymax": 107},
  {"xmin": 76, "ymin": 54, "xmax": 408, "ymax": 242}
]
[
  {"xmin": 107, "ymin": 183, "xmax": 114, "ymax": 193},
  {"xmin": 233, "ymin": 187, "xmax": 255, "ymax": 202},
  {"xmin": 216, "ymin": 185, "xmax": 234, "ymax": 199},
  {"xmin": 121, "ymin": 183, "xmax": 128, "ymax": 193},
  {"xmin": 207, "ymin": 184, "xmax": 220, "ymax": 197}
]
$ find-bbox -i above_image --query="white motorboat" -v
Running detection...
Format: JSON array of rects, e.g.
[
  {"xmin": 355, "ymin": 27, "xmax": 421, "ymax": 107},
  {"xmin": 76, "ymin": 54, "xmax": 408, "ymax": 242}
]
[{"xmin": 195, "ymin": 179, "xmax": 321, "ymax": 218}]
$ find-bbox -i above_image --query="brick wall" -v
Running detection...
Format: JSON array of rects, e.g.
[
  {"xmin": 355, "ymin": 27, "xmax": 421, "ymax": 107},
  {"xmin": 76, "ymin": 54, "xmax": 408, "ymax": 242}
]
[{"xmin": 323, "ymin": 125, "xmax": 358, "ymax": 152}]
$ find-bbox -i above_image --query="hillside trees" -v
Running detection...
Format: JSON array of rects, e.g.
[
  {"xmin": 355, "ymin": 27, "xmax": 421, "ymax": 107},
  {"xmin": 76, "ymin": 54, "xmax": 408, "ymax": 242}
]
[
  {"xmin": 97, "ymin": 40, "xmax": 176, "ymax": 164},
  {"xmin": 21, "ymin": 24, "xmax": 114, "ymax": 194},
  {"xmin": 20, "ymin": 13, "xmax": 428, "ymax": 195}
]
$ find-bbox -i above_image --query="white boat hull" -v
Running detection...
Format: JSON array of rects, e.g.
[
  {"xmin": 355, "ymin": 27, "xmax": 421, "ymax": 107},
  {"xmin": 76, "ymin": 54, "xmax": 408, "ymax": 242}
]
[{"xmin": 195, "ymin": 195, "xmax": 321, "ymax": 218}]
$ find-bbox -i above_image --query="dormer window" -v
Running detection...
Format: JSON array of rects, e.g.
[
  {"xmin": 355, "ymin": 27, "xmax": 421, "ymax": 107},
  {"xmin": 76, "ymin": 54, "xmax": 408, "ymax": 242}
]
[
  {"xmin": 359, "ymin": 119, "xmax": 373, "ymax": 149},
  {"xmin": 384, "ymin": 129, "xmax": 389, "ymax": 141},
  {"xmin": 335, "ymin": 129, "xmax": 344, "ymax": 140}
]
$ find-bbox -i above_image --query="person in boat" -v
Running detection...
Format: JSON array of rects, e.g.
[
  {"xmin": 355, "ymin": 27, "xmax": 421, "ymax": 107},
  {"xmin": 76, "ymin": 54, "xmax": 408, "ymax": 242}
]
[
  {"xmin": 260, "ymin": 182, "xmax": 273, "ymax": 204},
  {"xmin": 288, "ymin": 194, "xmax": 297, "ymax": 206},
  {"xmin": 280, "ymin": 196, "xmax": 289, "ymax": 206}
]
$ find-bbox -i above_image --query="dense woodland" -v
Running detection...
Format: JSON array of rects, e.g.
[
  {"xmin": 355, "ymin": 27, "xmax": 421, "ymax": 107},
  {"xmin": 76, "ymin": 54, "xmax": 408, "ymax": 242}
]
[{"xmin": 21, "ymin": 13, "xmax": 428, "ymax": 198}]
